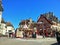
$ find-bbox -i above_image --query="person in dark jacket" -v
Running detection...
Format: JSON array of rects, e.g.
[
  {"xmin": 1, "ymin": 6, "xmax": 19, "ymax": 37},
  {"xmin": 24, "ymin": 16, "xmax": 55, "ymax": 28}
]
[
  {"xmin": 32, "ymin": 32, "xmax": 36, "ymax": 38},
  {"xmin": 56, "ymin": 31, "xmax": 60, "ymax": 43}
]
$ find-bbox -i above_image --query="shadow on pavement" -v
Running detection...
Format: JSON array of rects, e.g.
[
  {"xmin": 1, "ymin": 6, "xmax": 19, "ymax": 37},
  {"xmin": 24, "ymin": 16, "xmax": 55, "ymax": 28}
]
[{"xmin": 51, "ymin": 42, "xmax": 60, "ymax": 45}]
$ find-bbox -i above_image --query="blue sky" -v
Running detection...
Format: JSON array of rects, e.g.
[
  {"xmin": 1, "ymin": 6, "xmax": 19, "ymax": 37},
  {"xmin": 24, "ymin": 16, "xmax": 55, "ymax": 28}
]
[{"xmin": 2, "ymin": 0, "xmax": 60, "ymax": 29}]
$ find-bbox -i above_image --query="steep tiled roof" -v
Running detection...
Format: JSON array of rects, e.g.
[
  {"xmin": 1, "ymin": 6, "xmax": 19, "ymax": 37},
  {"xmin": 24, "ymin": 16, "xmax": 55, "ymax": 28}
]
[
  {"xmin": 6, "ymin": 22, "xmax": 13, "ymax": 27},
  {"xmin": 19, "ymin": 20, "xmax": 30, "ymax": 25},
  {"xmin": 37, "ymin": 15, "xmax": 53, "ymax": 25}
]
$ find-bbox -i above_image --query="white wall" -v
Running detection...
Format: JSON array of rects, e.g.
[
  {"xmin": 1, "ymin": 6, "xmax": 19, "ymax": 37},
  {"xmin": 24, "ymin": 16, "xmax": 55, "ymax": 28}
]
[
  {"xmin": 0, "ymin": 11, "xmax": 2, "ymax": 34},
  {"xmin": 6, "ymin": 26, "xmax": 15, "ymax": 33},
  {"xmin": 7, "ymin": 26, "xmax": 12, "ymax": 32},
  {"xmin": 2, "ymin": 30, "xmax": 6, "ymax": 35},
  {"xmin": 1, "ymin": 23, "xmax": 6, "ymax": 35},
  {"xmin": 0, "ymin": 11, "xmax": 2, "ymax": 24}
]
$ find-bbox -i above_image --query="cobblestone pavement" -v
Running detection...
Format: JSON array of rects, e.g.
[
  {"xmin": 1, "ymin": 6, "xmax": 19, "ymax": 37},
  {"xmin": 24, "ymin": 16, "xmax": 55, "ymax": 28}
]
[{"xmin": 0, "ymin": 37, "xmax": 58, "ymax": 45}]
